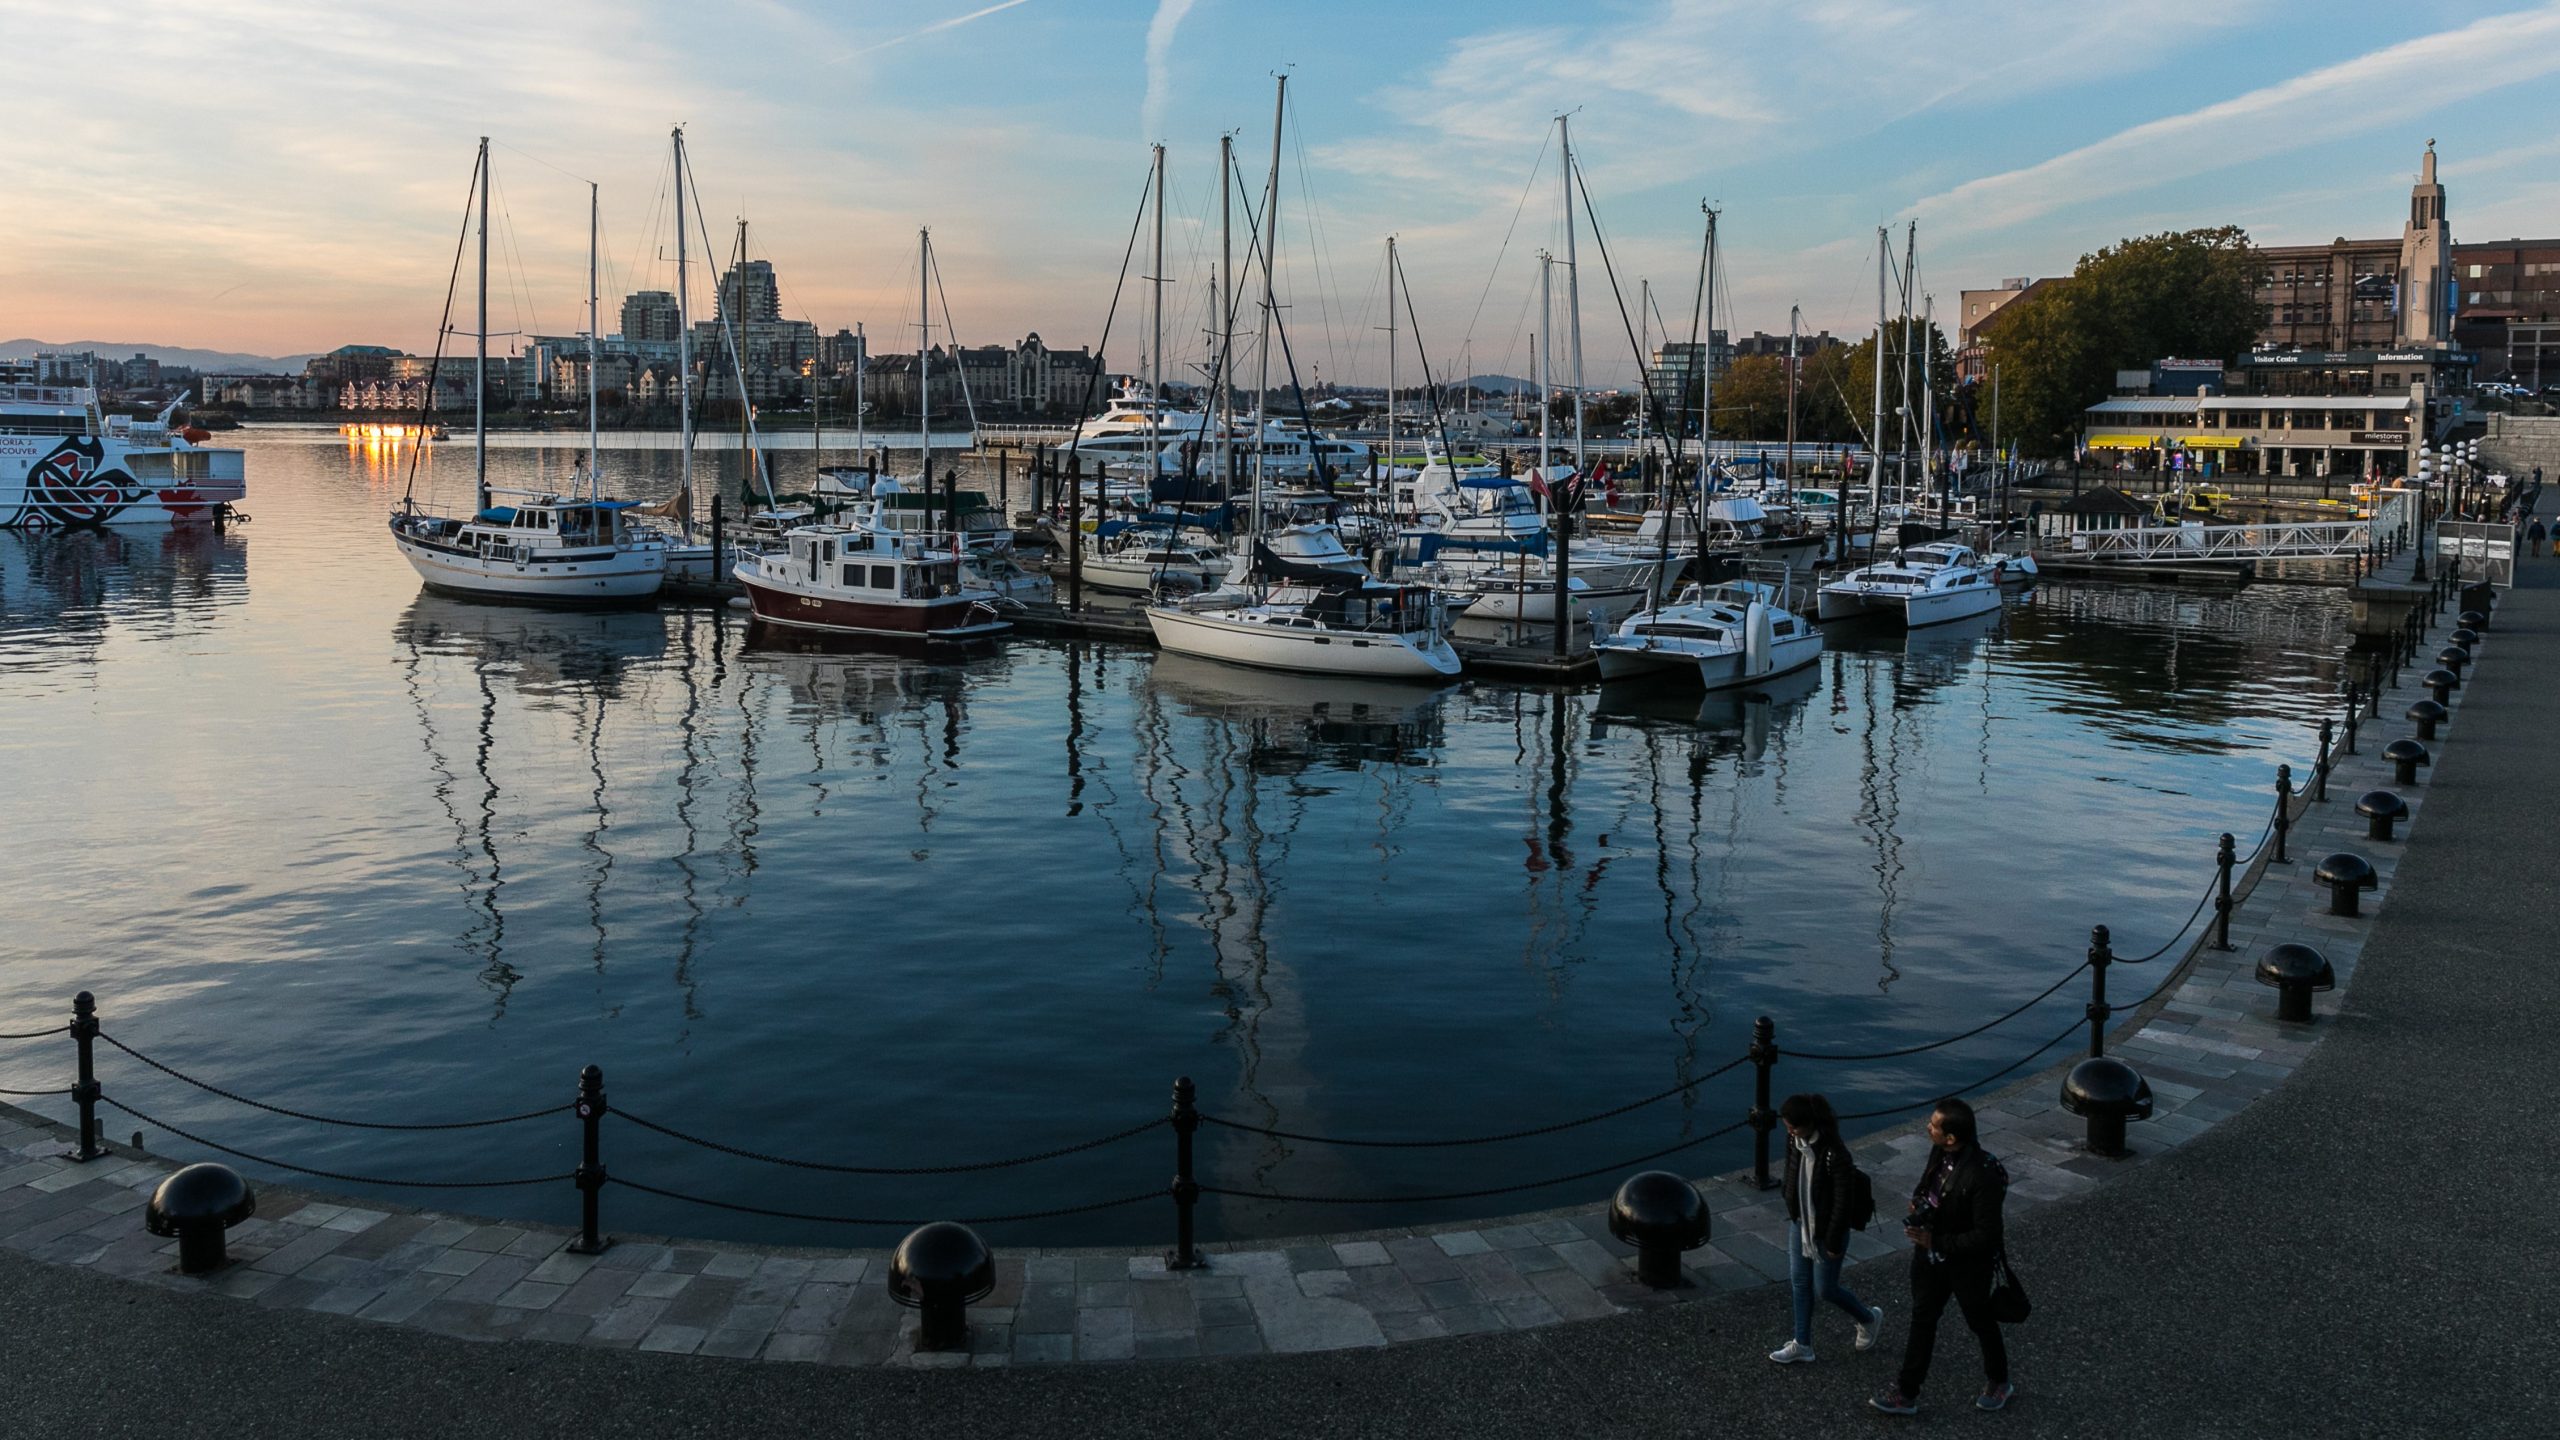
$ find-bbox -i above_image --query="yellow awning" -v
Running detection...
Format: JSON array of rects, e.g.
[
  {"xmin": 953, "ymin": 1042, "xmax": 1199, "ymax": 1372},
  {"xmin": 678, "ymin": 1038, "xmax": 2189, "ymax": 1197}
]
[
  {"xmin": 2085, "ymin": 434, "xmax": 2159, "ymax": 449},
  {"xmin": 2180, "ymin": 435, "xmax": 2243, "ymax": 450}
]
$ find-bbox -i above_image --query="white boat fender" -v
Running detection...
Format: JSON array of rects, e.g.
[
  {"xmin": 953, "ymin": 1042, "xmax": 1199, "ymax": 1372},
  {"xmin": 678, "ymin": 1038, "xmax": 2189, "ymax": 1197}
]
[
  {"xmin": 726, "ymin": 596, "xmax": 752, "ymax": 610},
  {"xmin": 1744, "ymin": 599, "xmax": 1773, "ymax": 677}
]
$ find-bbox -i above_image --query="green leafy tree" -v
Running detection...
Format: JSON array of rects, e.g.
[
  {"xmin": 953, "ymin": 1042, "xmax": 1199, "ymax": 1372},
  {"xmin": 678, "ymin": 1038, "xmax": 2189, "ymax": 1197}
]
[{"xmin": 1979, "ymin": 226, "xmax": 2260, "ymax": 456}]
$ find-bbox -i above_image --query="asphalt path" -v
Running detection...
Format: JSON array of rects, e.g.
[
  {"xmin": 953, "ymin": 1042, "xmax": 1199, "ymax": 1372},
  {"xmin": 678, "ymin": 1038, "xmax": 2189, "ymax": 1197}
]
[{"xmin": 4, "ymin": 563, "xmax": 2551, "ymax": 1438}]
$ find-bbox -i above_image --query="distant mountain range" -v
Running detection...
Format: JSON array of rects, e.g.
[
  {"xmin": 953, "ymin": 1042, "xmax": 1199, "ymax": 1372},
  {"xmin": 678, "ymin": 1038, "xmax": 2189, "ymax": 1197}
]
[{"xmin": 0, "ymin": 339, "xmax": 315, "ymax": 373}]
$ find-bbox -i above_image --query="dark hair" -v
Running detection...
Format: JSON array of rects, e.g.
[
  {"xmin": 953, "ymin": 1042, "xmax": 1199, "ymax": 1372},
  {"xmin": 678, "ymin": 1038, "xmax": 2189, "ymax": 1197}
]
[
  {"xmin": 1931, "ymin": 1096, "xmax": 1978, "ymax": 1147},
  {"xmin": 1778, "ymin": 1093, "xmax": 1837, "ymax": 1137}
]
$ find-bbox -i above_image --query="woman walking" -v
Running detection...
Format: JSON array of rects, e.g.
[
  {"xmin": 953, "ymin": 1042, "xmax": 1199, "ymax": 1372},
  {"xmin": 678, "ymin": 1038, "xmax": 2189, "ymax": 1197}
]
[{"xmin": 1767, "ymin": 1093, "xmax": 1883, "ymax": 1364}]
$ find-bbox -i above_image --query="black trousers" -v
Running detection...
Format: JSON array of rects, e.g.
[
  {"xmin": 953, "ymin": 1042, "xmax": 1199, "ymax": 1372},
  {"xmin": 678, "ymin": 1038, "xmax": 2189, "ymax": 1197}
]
[{"xmin": 1896, "ymin": 1255, "xmax": 2008, "ymax": 1396}]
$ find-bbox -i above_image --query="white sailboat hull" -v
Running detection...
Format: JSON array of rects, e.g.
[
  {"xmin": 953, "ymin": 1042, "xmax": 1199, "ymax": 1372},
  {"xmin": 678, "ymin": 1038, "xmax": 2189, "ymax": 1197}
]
[
  {"xmin": 391, "ymin": 526, "xmax": 666, "ymax": 603},
  {"xmin": 1145, "ymin": 604, "xmax": 1460, "ymax": 679}
]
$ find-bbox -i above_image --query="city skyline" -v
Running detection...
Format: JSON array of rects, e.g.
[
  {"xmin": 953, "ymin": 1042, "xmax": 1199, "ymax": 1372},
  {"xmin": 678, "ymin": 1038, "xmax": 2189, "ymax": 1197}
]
[{"xmin": 7, "ymin": 1, "xmax": 2559, "ymax": 389}]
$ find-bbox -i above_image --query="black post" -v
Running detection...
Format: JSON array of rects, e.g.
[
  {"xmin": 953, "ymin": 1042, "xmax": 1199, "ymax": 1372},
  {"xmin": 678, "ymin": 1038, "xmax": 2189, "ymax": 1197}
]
[
  {"xmin": 2367, "ymin": 659, "xmax": 2383, "ymax": 717},
  {"xmin": 68, "ymin": 991, "xmax": 100, "ymax": 1163},
  {"xmin": 710, "ymin": 494, "xmax": 725, "ymax": 591},
  {"xmin": 1167, "ymin": 1076, "xmax": 1203, "ymax": 1270},
  {"xmin": 2343, "ymin": 686, "xmax": 2361, "ymax": 755},
  {"xmin": 1747, "ymin": 1015, "xmax": 1777, "ymax": 1190},
  {"xmin": 569, "ymin": 1064, "xmax": 610, "ymax": 1255},
  {"xmin": 1066, "ymin": 455, "xmax": 1085, "ymax": 613},
  {"xmin": 2214, "ymin": 833, "xmax": 2237, "ymax": 951},
  {"xmin": 2315, "ymin": 719, "xmax": 2333, "ymax": 803},
  {"xmin": 2274, "ymin": 765, "xmax": 2294, "ymax": 865},
  {"xmin": 998, "ymin": 450, "xmax": 1010, "ymax": 515},
  {"xmin": 2086, "ymin": 926, "xmax": 2113, "ymax": 1059}
]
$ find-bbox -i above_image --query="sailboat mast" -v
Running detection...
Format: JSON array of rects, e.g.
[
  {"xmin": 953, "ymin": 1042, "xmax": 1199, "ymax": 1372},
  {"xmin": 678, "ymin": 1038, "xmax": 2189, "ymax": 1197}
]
[
  {"xmin": 1385, "ymin": 235, "xmax": 1397, "ymax": 487},
  {"xmin": 1898, "ymin": 222, "xmax": 1917, "ymax": 496},
  {"xmin": 854, "ymin": 321, "xmax": 866, "ymax": 458},
  {"xmin": 1538, "ymin": 252, "xmax": 1552, "ymax": 473},
  {"xmin": 673, "ymin": 128, "xmax": 695, "ymax": 529},
  {"xmin": 1697, "ymin": 206, "xmax": 1717, "ymax": 516},
  {"xmin": 1150, "ymin": 141, "xmax": 1165, "ymax": 481},
  {"xmin": 1217, "ymin": 134, "xmax": 1233, "ymax": 495},
  {"xmin": 1920, "ymin": 292, "xmax": 1937, "ymax": 514},
  {"xmin": 474, "ymin": 135, "xmax": 488, "ymax": 514},
  {"xmin": 587, "ymin": 180, "xmax": 600, "ymax": 502},
  {"xmin": 1253, "ymin": 74, "xmax": 1284, "ymax": 544},
  {"xmin": 1558, "ymin": 115, "xmax": 1586, "ymax": 481},
  {"xmin": 919, "ymin": 228, "xmax": 932, "ymax": 498},
  {"xmin": 1868, "ymin": 226, "xmax": 1886, "ymax": 512},
  {"xmin": 1636, "ymin": 278, "xmax": 1648, "ymax": 448},
  {"xmin": 1785, "ymin": 303, "xmax": 1800, "ymax": 489}
]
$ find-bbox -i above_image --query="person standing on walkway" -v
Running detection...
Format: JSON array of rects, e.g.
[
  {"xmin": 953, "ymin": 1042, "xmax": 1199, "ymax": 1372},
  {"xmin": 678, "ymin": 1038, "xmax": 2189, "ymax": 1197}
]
[
  {"xmin": 2529, "ymin": 519, "xmax": 2547, "ymax": 561},
  {"xmin": 1767, "ymin": 1094, "xmax": 1883, "ymax": 1365},
  {"xmin": 1870, "ymin": 1098, "xmax": 2014, "ymax": 1416}
]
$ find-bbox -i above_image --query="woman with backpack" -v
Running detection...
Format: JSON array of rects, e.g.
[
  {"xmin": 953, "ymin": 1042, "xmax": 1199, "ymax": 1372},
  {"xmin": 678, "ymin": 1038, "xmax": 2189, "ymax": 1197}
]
[{"xmin": 1768, "ymin": 1093, "xmax": 1884, "ymax": 1364}]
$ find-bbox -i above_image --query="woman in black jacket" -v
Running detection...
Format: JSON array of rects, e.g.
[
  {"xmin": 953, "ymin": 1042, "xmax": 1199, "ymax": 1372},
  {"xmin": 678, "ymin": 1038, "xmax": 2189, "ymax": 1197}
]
[{"xmin": 1768, "ymin": 1094, "xmax": 1883, "ymax": 1365}]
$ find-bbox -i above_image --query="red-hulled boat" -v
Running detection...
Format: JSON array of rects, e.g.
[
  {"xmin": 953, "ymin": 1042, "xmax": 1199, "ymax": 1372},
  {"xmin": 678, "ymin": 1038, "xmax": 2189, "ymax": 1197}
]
[{"xmin": 733, "ymin": 524, "xmax": 1011, "ymax": 641}]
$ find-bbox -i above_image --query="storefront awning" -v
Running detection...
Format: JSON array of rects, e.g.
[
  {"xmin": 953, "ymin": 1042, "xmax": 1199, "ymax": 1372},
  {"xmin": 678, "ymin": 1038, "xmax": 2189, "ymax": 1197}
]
[
  {"xmin": 2180, "ymin": 435, "xmax": 2244, "ymax": 450},
  {"xmin": 2085, "ymin": 434, "xmax": 2159, "ymax": 450}
]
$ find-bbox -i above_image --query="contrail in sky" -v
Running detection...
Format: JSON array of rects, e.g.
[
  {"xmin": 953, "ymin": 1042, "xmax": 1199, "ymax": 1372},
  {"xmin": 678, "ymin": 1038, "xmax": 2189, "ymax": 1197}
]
[
  {"xmin": 847, "ymin": 0, "xmax": 1039, "ymax": 60},
  {"xmin": 1142, "ymin": 0, "xmax": 1199, "ymax": 142}
]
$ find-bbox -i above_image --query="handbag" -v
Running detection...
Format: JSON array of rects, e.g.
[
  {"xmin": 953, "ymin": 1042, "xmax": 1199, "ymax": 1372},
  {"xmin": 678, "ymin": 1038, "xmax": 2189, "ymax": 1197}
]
[{"xmin": 1986, "ymin": 1252, "xmax": 2031, "ymax": 1325}]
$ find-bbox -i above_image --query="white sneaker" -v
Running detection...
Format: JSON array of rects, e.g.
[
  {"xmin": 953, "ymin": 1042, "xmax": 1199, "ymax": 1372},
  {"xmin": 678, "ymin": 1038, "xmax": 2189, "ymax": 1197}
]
[
  {"xmin": 1768, "ymin": 1340, "xmax": 1818, "ymax": 1364},
  {"xmin": 1855, "ymin": 1304, "xmax": 1884, "ymax": 1352}
]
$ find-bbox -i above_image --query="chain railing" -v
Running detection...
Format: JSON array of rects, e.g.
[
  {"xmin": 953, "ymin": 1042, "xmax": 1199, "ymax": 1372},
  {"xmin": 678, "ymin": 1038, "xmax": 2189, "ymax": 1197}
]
[{"xmin": 0, "ymin": 603, "xmax": 2446, "ymax": 1262}]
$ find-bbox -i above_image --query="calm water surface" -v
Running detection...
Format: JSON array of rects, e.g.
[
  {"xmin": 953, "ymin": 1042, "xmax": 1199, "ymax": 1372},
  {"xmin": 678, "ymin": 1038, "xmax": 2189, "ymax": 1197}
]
[{"xmin": 0, "ymin": 431, "xmax": 2353, "ymax": 1243}]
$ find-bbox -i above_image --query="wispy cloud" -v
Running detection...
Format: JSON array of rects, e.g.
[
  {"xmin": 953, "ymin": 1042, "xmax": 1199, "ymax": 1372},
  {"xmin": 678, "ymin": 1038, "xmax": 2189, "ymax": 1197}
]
[
  {"xmin": 1911, "ymin": 2, "xmax": 2560, "ymax": 234},
  {"xmin": 845, "ymin": 0, "xmax": 1040, "ymax": 60},
  {"xmin": 1142, "ymin": 0, "xmax": 1200, "ymax": 144}
]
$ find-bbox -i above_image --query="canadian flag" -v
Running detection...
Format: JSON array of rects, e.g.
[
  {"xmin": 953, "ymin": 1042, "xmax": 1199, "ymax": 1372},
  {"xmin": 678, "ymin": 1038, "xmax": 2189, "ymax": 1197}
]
[{"xmin": 1591, "ymin": 461, "xmax": 1617, "ymax": 508}]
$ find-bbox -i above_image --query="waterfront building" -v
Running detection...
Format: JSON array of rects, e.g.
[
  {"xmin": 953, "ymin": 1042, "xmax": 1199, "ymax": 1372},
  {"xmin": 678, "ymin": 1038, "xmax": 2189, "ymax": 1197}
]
[
  {"xmin": 1956, "ymin": 279, "xmax": 2059, "ymax": 381},
  {"xmin": 621, "ymin": 291, "xmax": 683, "ymax": 345},
  {"xmin": 2451, "ymin": 237, "xmax": 2560, "ymax": 387},
  {"xmin": 2080, "ymin": 385, "xmax": 2425, "ymax": 480},
  {"xmin": 715, "ymin": 259, "xmax": 781, "ymax": 325},
  {"xmin": 1647, "ymin": 335, "xmax": 1729, "ymax": 434},
  {"xmin": 1730, "ymin": 330, "xmax": 1842, "ymax": 359},
  {"xmin": 2252, "ymin": 143, "xmax": 2458, "ymax": 355}
]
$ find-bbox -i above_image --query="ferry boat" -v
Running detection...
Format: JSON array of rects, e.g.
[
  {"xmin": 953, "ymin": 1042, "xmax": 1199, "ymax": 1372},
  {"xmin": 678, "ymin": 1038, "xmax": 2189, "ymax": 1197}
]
[
  {"xmin": 733, "ymin": 524, "xmax": 1010, "ymax": 641},
  {"xmin": 2, "ymin": 387, "xmax": 245, "ymax": 529}
]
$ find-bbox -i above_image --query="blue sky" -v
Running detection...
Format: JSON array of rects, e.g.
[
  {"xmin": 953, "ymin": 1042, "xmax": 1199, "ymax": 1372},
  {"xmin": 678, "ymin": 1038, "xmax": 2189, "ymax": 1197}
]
[{"xmin": 6, "ymin": 0, "xmax": 2557, "ymax": 387}]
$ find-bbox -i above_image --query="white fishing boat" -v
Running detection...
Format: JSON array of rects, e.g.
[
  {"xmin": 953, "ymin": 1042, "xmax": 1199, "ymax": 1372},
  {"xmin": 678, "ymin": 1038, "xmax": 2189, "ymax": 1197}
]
[
  {"xmin": 2, "ymin": 389, "xmax": 245, "ymax": 529},
  {"xmin": 390, "ymin": 139, "xmax": 665, "ymax": 604},
  {"xmin": 1815, "ymin": 540, "xmax": 2002, "ymax": 627},
  {"xmin": 1596, "ymin": 572, "xmax": 1824, "ymax": 688}
]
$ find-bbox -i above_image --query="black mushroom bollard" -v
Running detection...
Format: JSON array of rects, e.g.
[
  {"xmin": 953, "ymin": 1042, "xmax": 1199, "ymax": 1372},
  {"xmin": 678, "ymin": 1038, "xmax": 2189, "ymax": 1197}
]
[
  {"xmin": 2385, "ymin": 738, "xmax": 2432, "ymax": 784},
  {"xmin": 2313, "ymin": 852, "xmax": 2379, "ymax": 917},
  {"xmin": 2449, "ymin": 627, "xmax": 2480, "ymax": 648},
  {"xmin": 887, "ymin": 1222, "xmax": 997, "ymax": 1351},
  {"xmin": 2459, "ymin": 607, "xmax": 2489, "ymax": 634},
  {"xmin": 2404, "ymin": 701, "xmax": 2446, "ymax": 742},
  {"xmin": 2356, "ymin": 790, "xmax": 2410, "ymax": 842},
  {"xmin": 1608, "ymin": 1171, "xmax": 1711, "ymax": 1289},
  {"xmin": 2255, "ymin": 943, "xmax": 2336, "ymax": 1024},
  {"xmin": 146, "ymin": 1163, "xmax": 256, "ymax": 1274},
  {"xmin": 2424, "ymin": 668, "xmax": 2459, "ymax": 706},
  {"xmin": 2435, "ymin": 647, "xmax": 2469, "ymax": 677},
  {"xmin": 2060, "ymin": 1057, "xmax": 2154, "ymax": 1158}
]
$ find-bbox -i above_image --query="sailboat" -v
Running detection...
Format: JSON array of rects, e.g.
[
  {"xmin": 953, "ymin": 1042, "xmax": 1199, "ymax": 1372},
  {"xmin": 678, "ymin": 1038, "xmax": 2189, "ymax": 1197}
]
[
  {"xmin": 733, "ymin": 229, "xmax": 1010, "ymax": 642},
  {"xmin": 389, "ymin": 138, "xmax": 667, "ymax": 604},
  {"xmin": 1145, "ymin": 81, "xmax": 1458, "ymax": 681}
]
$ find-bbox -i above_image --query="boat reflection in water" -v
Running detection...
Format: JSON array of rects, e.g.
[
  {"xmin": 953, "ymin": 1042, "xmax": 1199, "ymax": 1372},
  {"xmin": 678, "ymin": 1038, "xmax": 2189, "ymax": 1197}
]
[
  {"xmin": 1144, "ymin": 652, "xmax": 1446, "ymax": 774},
  {"xmin": 0, "ymin": 526, "xmax": 248, "ymax": 665},
  {"xmin": 391, "ymin": 596, "xmax": 675, "ymax": 1016}
]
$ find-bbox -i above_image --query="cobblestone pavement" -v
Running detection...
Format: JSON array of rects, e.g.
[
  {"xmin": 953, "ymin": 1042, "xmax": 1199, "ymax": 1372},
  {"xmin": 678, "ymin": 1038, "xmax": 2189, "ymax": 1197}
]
[{"xmin": 0, "ymin": 583, "xmax": 2474, "ymax": 1383}]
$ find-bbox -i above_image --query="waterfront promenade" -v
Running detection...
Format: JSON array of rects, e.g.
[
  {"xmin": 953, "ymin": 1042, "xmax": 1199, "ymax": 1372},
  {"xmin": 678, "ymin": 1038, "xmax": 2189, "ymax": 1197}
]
[{"xmin": 1, "ymin": 564, "xmax": 2548, "ymax": 1436}]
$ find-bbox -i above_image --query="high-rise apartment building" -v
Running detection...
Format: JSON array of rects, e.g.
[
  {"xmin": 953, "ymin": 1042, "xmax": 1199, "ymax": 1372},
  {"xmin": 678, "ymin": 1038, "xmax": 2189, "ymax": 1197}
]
[{"xmin": 620, "ymin": 291, "xmax": 683, "ymax": 345}]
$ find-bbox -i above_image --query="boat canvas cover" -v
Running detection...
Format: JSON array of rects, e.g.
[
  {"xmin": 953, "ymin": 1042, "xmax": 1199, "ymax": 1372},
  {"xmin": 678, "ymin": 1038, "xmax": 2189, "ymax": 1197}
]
[{"xmin": 1251, "ymin": 539, "xmax": 1366, "ymax": 589}]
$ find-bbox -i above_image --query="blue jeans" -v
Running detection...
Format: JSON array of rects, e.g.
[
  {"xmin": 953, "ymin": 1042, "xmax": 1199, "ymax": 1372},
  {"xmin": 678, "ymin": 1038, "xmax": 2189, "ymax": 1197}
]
[{"xmin": 1789, "ymin": 1243, "xmax": 1872, "ymax": 1346}]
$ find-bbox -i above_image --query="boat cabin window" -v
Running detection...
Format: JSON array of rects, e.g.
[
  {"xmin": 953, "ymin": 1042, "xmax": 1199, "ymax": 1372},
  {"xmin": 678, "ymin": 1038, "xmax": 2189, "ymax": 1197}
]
[{"xmin": 871, "ymin": 565, "xmax": 896, "ymax": 590}]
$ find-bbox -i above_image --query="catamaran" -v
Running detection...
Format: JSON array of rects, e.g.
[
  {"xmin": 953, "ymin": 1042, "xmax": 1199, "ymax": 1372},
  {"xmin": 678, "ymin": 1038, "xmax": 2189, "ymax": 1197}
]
[
  {"xmin": 1596, "ymin": 569, "xmax": 1824, "ymax": 688},
  {"xmin": 1815, "ymin": 539, "xmax": 2002, "ymax": 627}
]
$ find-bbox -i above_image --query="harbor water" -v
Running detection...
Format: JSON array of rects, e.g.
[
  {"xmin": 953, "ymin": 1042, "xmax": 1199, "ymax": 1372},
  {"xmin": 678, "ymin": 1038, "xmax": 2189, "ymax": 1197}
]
[{"xmin": 0, "ymin": 429, "xmax": 2355, "ymax": 1245}]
